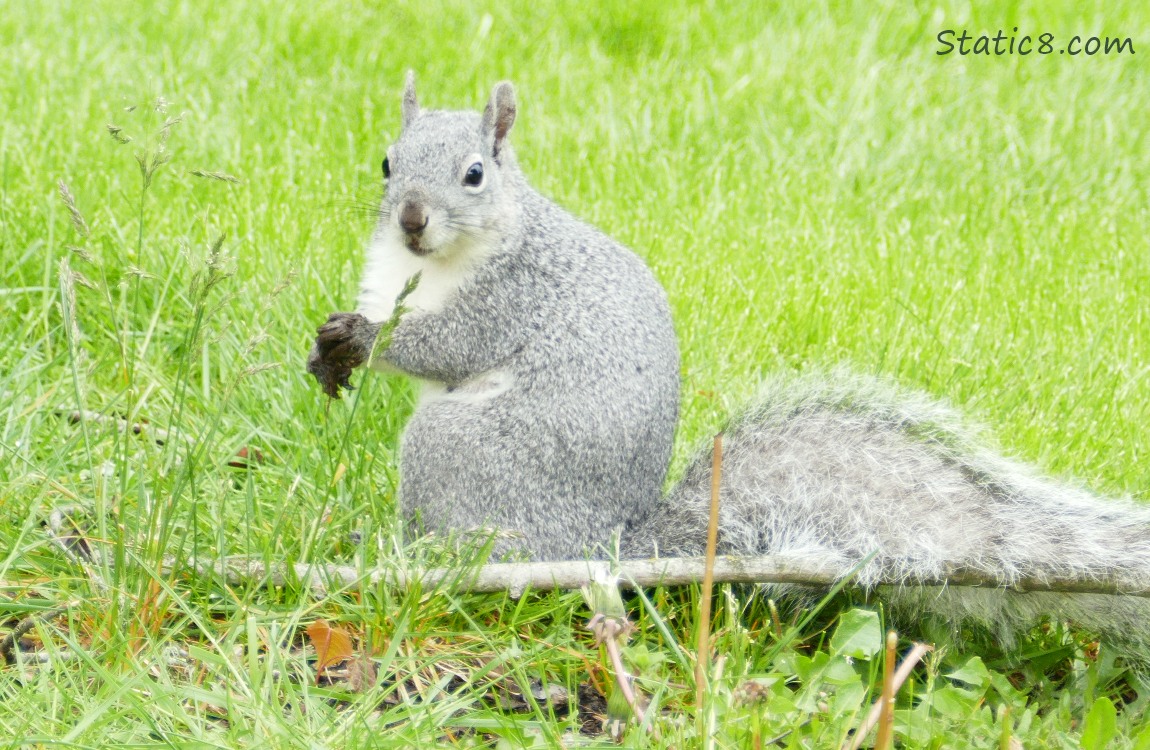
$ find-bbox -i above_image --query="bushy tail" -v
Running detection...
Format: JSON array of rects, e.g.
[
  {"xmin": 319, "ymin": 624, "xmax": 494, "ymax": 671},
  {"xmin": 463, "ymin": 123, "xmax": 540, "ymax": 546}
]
[{"xmin": 626, "ymin": 370, "xmax": 1150, "ymax": 651}]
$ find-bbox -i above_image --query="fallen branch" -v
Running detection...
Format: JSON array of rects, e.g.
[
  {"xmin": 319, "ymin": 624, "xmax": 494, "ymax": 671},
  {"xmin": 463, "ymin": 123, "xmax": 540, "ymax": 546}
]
[
  {"xmin": 185, "ymin": 555, "xmax": 1150, "ymax": 600},
  {"xmin": 1, "ymin": 600, "xmax": 80, "ymax": 665},
  {"xmin": 59, "ymin": 409, "xmax": 174, "ymax": 445}
]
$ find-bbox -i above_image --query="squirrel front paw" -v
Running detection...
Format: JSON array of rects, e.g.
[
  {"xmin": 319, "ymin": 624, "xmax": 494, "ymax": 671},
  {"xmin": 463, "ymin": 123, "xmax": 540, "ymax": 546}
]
[{"xmin": 307, "ymin": 312, "xmax": 372, "ymax": 399}]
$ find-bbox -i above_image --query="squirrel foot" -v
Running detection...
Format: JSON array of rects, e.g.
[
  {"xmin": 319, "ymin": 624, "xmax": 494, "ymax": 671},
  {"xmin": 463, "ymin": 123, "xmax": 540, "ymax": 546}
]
[{"xmin": 307, "ymin": 312, "xmax": 372, "ymax": 399}]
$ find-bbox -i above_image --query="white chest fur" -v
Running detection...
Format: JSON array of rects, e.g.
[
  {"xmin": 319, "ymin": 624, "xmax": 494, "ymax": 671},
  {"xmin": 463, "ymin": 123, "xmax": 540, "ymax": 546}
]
[
  {"xmin": 419, "ymin": 367, "xmax": 515, "ymax": 405},
  {"xmin": 355, "ymin": 230, "xmax": 502, "ymax": 379},
  {"xmin": 356, "ymin": 234, "xmax": 478, "ymax": 323}
]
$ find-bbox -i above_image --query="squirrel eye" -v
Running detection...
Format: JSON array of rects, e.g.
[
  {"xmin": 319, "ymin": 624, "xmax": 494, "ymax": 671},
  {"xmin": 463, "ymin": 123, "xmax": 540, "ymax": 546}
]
[
  {"xmin": 463, "ymin": 162, "xmax": 484, "ymax": 187},
  {"xmin": 382, "ymin": 157, "xmax": 390, "ymax": 179}
]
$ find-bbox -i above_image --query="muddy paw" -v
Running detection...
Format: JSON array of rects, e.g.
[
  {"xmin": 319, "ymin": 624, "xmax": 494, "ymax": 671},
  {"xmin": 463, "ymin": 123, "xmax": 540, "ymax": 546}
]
[{"xmin": 307, "ymin": 312, "xmax": 371, "ymax": 399}]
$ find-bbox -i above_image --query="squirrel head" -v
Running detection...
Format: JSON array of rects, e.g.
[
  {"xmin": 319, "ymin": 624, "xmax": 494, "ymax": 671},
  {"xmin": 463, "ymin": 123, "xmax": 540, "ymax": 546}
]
[{"xmin": 379, "ymin": 72, "xmax": 520, "ymax": 260}]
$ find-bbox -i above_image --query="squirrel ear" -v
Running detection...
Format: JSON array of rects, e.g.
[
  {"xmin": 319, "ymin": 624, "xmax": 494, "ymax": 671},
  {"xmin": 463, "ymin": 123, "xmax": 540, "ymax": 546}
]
[
  {"xmin": 482, "ymin": 81, "xmax": 516, "ymax": 160},
  {"xmin": 401, "ymin": 70, "xmax": 420, "ymax": 129}
]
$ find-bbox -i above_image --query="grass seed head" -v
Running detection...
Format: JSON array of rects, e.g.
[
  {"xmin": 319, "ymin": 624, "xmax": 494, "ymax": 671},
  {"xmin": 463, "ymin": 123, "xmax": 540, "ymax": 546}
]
[
  {"xmin": 56, "ymin": 180, "xmax": 90, "ymax": 238},
  {"xmin": 191, "ymin": 169, "xmax": 241, "ymax": 184},
  {"xmin": 106, "ymin": 124, "xmax": 132, "ymax": 144}
]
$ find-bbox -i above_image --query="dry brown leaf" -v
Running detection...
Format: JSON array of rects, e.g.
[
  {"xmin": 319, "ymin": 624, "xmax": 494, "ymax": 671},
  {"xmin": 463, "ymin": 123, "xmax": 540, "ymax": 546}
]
[
  {"xmin": 227, "ymin": 446, "xmax": 265, "ymax": 470},
  {"xmin": 305, "ymin": 619, "xmax": 355, "ymax": 683},
  {"xmin": 345, "ymin": 654, "xmax": 378, "ymax": 693}
]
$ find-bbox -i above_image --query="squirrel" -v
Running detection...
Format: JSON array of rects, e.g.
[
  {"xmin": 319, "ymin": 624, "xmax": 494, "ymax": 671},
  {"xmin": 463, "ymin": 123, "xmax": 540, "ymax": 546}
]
[{"xmin": 308, "ymin": 75, "xmax": 1150, "ymax": 653}]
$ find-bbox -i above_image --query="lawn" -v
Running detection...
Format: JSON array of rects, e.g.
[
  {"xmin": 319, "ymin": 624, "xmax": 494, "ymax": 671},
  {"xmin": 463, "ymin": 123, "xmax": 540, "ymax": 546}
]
[{"xmin": 2, "ymin": 0, "xmax": 1149, "ymax": 746}]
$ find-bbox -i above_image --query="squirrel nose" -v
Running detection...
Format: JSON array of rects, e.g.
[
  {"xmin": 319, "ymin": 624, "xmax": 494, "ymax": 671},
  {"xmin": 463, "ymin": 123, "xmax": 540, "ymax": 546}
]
[{"xmin": 399, "ymin": 202, "xmax": 429, "ymax": 235}]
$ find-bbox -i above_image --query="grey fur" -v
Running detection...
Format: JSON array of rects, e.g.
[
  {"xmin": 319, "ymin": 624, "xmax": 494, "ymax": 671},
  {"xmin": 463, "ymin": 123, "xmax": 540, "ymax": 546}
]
[
  {"xmin": 308, "ymin": 80, "xmax": 1150, "ymax": 652},
  {"xmin": 401, "ymin": 70, "xmax": 419, "ymax": 129},
  {"xmin": 310, "ymin": 77, "xmax": 679, "ymax": 560},
  {"xmin": 627, "ymin": 370, "xmax": 1150, "ymax": 651},
  {"xmin": 481, "ymin": 82, "xmax": 516, "ymax": 161}
]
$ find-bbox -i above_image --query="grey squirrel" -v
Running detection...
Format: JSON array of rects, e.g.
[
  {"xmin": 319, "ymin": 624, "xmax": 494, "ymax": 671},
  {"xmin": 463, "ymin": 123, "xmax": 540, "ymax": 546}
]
[{"xmin": 308, "ymin": 75, "xmax": 1150, "ymax": 651}]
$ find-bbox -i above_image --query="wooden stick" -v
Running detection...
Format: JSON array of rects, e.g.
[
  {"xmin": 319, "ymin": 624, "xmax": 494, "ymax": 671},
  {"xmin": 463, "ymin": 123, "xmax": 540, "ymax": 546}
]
[
  {"xmin": 695, "ymin": 434, "xmax": 723, "ymax": 711},
  {"xmin": 874, "ymin": 630, "xmax": 898, "ymax": 750},
  {"xmin": 185, "ymin": 555, "xmax": 1150, "ymax": 600},
  {"xmin": 0, "ymin": 601, "xmax": 80, "ymax": 665},
  {"xmin": 845, "ymin": 641, "xmax": 932, "ymax": 750},
  {"xmin": 60, "ymin": 409, "xmax": 173, "ymax": 445}
]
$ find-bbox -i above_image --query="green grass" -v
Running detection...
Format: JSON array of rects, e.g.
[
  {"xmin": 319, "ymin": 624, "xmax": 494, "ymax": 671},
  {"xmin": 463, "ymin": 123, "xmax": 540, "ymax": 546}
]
[{"xmin": 2, "ymin": 0, "xmax": 1149, "ymax": 746}]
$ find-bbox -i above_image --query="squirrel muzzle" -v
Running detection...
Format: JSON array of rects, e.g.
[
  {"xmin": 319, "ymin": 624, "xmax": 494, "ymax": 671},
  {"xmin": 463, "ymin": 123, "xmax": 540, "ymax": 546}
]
[{"xmin": 399, "ymin": 200, "xmax": 430, "ymax": 236}]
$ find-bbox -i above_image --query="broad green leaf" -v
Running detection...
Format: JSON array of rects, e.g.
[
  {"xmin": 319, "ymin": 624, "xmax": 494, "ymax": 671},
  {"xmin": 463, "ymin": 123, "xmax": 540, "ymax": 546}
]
[
  {"xmin": 928, "ymin": 686, "xmax": 982, "ymax": 719},
  {"xmin": 1133, "ymin": 721, "xmax": 1150, "ymax": 750},
  {"xmin": 946, "ymin": 656, "xmax": 991, "ymax": 689},
  {"xmin": 1079, "ymin": 697, "xmax": 1117, "ymax": 750},
  {"xmin": 829, "ymin": 608, "xmax": 882, "ymax": 660}
]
